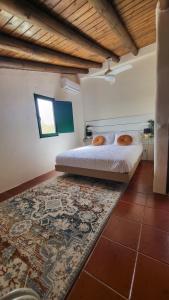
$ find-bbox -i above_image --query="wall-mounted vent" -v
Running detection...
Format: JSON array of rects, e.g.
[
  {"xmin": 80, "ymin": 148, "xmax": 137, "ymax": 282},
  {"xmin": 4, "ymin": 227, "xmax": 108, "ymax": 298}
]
[{"xmin": 61, "ymin": 78, "xmax": 80, "ymax": 95}]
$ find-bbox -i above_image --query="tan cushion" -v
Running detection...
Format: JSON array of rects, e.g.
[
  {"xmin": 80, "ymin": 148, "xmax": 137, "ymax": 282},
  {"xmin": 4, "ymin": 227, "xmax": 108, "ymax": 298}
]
[
  {"xmin": 92, "ymin": 135, "xmax": 105, "ymax": 146},
  {"xmin": 117, "ymin": 134, "xmax": 133, "ymax": 146}
]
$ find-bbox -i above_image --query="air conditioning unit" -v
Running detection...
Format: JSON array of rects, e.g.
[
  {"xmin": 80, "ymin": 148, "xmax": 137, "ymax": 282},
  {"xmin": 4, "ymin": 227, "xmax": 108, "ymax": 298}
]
[{"xmin": 61, "ymin": 78, "xmax": 80, "ymax": 95}]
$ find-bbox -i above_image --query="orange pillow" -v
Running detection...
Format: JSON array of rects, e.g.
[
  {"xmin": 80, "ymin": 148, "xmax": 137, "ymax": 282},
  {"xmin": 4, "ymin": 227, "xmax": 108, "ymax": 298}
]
[
  {"xmin": 117, "ymin": 134, "xmax": 133, "ymax": 146},
  {"xmin": 92, "ymin": 135, "xmax": 105, "ymax": 146}
]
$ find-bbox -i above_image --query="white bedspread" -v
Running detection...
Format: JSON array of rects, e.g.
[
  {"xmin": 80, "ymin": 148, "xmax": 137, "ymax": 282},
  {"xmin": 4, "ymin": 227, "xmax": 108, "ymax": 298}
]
[{"xmin": 55, "ymin": 144, "xmax": 143, "ymax": 173}]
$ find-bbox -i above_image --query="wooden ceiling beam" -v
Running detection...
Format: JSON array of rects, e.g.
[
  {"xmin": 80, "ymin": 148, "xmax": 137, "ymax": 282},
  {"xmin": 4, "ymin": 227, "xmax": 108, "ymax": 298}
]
[
  {"xmin": 159, "ymin": 0, "xmax": 169, "ymax": 9},
  {"xmin": 0, "ymin": 32, "xmax": 102, "ymax": 69},
  {"xmin": 88, "ymin": 0, "xmax": 138, "ymax": 56},
  {"xmin": 0, "ymin": 56, "xmax": 89, "ymax": 74},
  {"xmin": 0, "ymin": 0, "xmax": 119, "ymax": 62}
]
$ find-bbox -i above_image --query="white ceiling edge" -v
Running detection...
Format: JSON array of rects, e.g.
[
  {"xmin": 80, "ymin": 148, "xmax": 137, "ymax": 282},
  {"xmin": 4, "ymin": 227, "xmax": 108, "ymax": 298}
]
[{"xmin": 80, "ymin": 42, "xmax": 156, "ymax": 80}]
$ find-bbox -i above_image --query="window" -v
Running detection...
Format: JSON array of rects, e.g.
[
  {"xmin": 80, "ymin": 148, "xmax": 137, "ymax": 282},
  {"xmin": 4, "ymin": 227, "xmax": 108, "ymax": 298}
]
[
  {"xmin": 34, "ymin": 94, "xmax": 58, "ymax": 138},
  {"xmin": 34, "ymin": 94, "xmax": 74, "ymax": 138}
]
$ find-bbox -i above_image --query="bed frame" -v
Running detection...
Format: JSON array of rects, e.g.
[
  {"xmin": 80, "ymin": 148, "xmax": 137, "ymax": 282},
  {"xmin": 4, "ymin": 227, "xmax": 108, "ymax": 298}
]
[
  {"xmin": 55, "ymin": 114, "xmax": 153, "ymax": 183},
  {"xmin": 55, "ymin": 154, "xmax": 141, "ymax": 183}
]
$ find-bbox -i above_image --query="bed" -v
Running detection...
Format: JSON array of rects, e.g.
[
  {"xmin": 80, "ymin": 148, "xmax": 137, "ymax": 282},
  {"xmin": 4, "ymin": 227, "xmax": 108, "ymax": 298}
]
[{"xmin": 55, "ymin": 144, "xmax": 143, "ymax": 183}]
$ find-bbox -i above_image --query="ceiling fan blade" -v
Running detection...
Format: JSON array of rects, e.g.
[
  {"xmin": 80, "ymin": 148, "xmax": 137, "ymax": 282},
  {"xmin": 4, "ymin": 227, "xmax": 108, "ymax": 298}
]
[
  {"xmin": 87, "ymin": 73, "xmax": 105, "ymax": 78},
  {"xmin": 90, "ymin": 75, "xmax": 106, "ymax": 78},
  {"xmin": 106, "ymin": 74, "xmax": 115, "ymax": 78},
  {"xmin": 109, "ymin": 64, "xmax": 133, "ymax": 75}
]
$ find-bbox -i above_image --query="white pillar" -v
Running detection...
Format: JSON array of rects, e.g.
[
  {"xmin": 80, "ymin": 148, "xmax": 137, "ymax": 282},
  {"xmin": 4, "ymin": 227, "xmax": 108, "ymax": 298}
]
[{"xmin": 153, "ymin": 3, "xmax": 169, "ymax": 194}]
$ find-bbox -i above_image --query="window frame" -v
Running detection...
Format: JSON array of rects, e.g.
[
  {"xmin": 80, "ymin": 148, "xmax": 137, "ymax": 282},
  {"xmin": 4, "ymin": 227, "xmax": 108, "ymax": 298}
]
[{"xmin": 34, "ymin": 93, "xmax": 58, "ymax": 138}]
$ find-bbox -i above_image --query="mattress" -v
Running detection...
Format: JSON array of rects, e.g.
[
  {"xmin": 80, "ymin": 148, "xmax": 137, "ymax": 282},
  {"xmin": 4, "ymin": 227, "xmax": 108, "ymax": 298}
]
[{"xmin": 55, "ymin": 144, "xmax": 143, "ymax": 173}]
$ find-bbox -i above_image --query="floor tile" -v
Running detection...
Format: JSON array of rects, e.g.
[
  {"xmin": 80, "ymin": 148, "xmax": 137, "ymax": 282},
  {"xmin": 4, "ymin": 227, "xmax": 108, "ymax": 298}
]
[
  {"xmin": 67, "ymin": 271, "xmax": 125, "ymax": 300},
  {"xmin": 85, "ymin": 237, "xmax": 136, "ymax": 298},
  {"xmin": 113, "ymin": 201, "xmax": 145, "ymax": 223},
  {"xmin": 131, "ymin": 254, "xmax": 169, "ymax": 300},
  {"xmin": 120, "ymin": 191, "xmax": 147, "ymax": 206},
  {"xmin": 139, "ymin": 225, "xmax": 169, "ymax": 265},
  {"xmin": 127, "ymin": 183, "xmax": 153, "ymax": 194},
  {"xmin": 143, "ymin": 207, "xmax": 169, "ymax": 232},
  {"xmin": 102, "ymin": 215, "xmax": 141, "ymax": 250},
  {"xmin": 146, "ymin": 193, "xmax": 169, "ymax": 211}
]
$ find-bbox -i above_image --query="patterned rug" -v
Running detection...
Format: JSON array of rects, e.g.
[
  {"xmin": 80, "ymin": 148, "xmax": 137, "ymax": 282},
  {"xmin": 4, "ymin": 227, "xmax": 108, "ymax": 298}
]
[{"xmin": 0, "ymin": 175, "xmax": 125, "ymax": 299}]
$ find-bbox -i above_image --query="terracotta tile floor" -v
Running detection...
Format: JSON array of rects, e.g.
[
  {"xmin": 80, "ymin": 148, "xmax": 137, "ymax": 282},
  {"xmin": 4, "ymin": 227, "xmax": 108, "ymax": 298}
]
[
  {"xmin": 2, "ymin": 161, "xmax": 169, "ymax": 299},
  {"xmin": 67, "ymin": 161, "xmax": 169, "ymax": 300}
]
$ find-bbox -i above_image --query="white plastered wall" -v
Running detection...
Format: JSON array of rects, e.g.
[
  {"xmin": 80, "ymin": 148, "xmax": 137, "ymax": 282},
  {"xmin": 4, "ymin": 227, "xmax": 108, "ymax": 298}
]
[
  {"xmin": 81, "ymin": 51, "xmax": 156, "ymax": 122},
  {"xmin": 0, "ymin": 69, "xmax": 84, "ymax": 192}
]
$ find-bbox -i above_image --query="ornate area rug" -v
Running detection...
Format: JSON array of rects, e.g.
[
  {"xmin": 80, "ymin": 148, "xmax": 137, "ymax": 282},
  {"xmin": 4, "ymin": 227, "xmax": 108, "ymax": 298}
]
[{"xmin": 0, "ymin": 175, "xmax": 125, "ymax": 299}]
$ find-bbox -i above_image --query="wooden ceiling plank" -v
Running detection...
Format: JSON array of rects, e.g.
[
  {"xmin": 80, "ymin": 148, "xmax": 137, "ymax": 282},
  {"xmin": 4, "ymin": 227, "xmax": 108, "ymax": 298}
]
[
  {"xmin": 125, "ymin": 10, "xmax": 155, "ymax": 26},
  {"xmin": 28, "ymin": 29, "xmax": 48, "ymax": 43},
  {"xmin": 0, "ymin": 55, "xmax": 89, "ymax": 73},
  {"xmin": 32, "ymin": 31, "xmax": 50, "ymax": 43},
  {"xmin": 60, "ymin": 0, "xmax": 88, "ymax": 19},
  {"xmin": 116, "ymin": 0, "xmax": 153, "ymax": 13},
  {"xmin": 42, "ymin": 35, "xmax": 59, "ymax": 46},
  {"xmin": 74, "ymin": 0, "xmax": 154, "ymax": 36},
  {"xmin": 0, "ymin": 1, "xmax": 156, "ymax": 63},
  {"xmin": 127, "ymin": 11, "xmax": 155, "ymax": 31},
  {"xmin": 52, "ymin": 0, "xmax": 76, "ymax": 15},
  {"xmin": 37, "ymin": 32, "xmax": 55, "ymax": 44},
  {"xmin": 73, "ymin": 10, "xmax": 97, "ymax": 28},
  {"xmin": 84, "ymin": 23, "xmax": 118, "ymax": 44},
  {"xmin": 11, "ymin": 21, "xmax": 33, "ymax": 37},
  {"xmin": 88, "ymin": 0, "xmax": 138, "ymax": 55},
  {"xmin": 19, "ymin": 24, "xmax": 35, "ymax": 38},
  {"xmin": 1, "ymin": 15, "xmax": 23, "ymax": 34},
  {"xmin": 77, "ymin": 16, "xmax": 125, "ymax": 50},
  {"xmin": 43, "ymin": 0, "xmax": 156, "ymax": 54},
  {"xmin": 79, "ymin": 15, "xmax": 104, "ymax": 33},
  {"xmin": 0, "ymin": 10, "xmax": 13, "ymax": 28},
  {"xmin": 0, "ymin": 32, "xmax": 102, "ymax": 68},
  {"xmin": 0, "ymin": 0, "xmax": 119, "ymax": 61},
  {"xmin": 64, "ymin": 3, "xmax": 93, "ymax": 24},
  {"xmin": 46, "ymin": 36, "xmax": 66, "ymax": 47},
  {"xmin": 125, "ymin": 7, "xmax": 155, "ymax": 22},
  {"xmin": 55, "ymin": 41, "xmax": 81, "ymax": 54},
  {"xmin": 121, "ymin": 0, "xmax": 156, "ymax": 18},
  {"xmin": 20, "ymin": 25, "xmax": 40, "ymax": 40},
  {"xmin": 68, "ymin": 14, "xmax": 120, "ymax": 49},
  {"xmin": 0, "ymin": 14, "xmax": 13, "ymax": 30},
  {"xmin": 49, "ymin": 36, "xmax": 69, "ymax": 49},
  {"xmin": 89, "ymin": 27, "xmax": 117, "ymax": 42},
  {"xmin": 134, "ymin": 25, "xmax": 155, "ymax": 36},
  {"xmin": 83, "ymin": 18, "xmax": 110, "ymax": 34},
  {"xmin": 72, "ymin": 8, "xmax": 96, "ymax": 27},
  {"xmin": 50, "ymin": 28, "xmax": 116, "ymax": 61},
  {"xmin": 137, "ymin": 34, "xmax": 156, "ymax": 47},
  {"xmin": 33, "ymin": 3, "xmax": 115, "ymax": 53},
  {"xmin": 115, "ymin": 0, "xmax": 156, "ymax": 12},
  {"xmin": 27, "ymin": 28, "xmax": 42, "ymax": 42}
]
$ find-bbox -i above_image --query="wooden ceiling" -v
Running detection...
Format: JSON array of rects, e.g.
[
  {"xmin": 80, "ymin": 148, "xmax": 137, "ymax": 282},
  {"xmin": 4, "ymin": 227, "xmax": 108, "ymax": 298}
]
[{"xmin": 0, "ymin": 0, "xmax": 157, "ymax": 74}]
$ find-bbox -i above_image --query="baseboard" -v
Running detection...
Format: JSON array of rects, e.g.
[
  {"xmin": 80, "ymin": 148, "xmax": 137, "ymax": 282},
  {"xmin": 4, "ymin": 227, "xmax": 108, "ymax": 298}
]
[{"xmin": 0, "ymin": 170, "xmax": 57, "ymax": 202}]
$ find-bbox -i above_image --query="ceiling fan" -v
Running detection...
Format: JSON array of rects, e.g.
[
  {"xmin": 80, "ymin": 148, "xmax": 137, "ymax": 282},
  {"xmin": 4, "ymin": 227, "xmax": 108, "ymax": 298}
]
[{"xmin": 88, "ymin": 60, "xmax": 133, "ymax": 84}]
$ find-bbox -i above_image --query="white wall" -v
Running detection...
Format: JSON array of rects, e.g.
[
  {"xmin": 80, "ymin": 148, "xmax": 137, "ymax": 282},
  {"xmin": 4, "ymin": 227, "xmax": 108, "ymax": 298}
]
[
  {"xmin": 81, "ymin": 54, "xmax": 156, "ymax": 122},
  {"xmin": 0, "ymin": 69, "xmax": 84, "ymax": 193}
]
